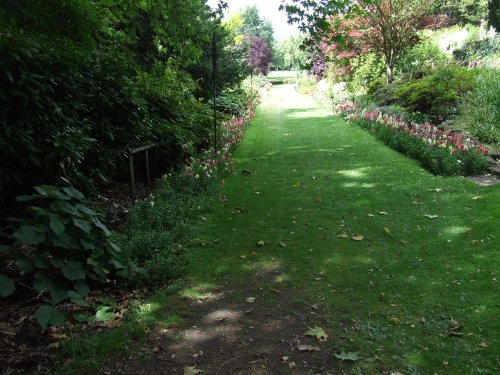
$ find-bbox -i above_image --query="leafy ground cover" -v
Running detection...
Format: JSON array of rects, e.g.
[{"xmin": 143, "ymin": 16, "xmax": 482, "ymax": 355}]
[{"xmin": 57, "ymin": 83, "xmax": 498, "ymax": 374}]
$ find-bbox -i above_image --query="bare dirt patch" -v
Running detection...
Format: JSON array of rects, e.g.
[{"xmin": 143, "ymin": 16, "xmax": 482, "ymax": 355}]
[{"xmin": 101, "ymin": 273, "xmax": 342, "ymax": 375}]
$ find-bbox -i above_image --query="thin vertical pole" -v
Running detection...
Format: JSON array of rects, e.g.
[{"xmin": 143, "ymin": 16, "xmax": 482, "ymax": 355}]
[
  {"xmin": 145, "ymin": 149, "xmax": 150, "ymax": 186},
  {"xmin": 212, "ymin": 31, "xmax": 217, "ymax": 156},
  {"xmin": 129, "ymin": 154, "xmax": 136, "ymax": 198}
]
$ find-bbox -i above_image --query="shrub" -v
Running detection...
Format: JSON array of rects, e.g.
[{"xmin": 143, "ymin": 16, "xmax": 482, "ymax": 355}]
[
  {"xmin": 457, "ymin": 69, "xmax": 500, "ymax": 144},
  {"xmin": 0, "ymin": 185, "xmax": 126, "ymax": 327},
  {"xmin": 454, "ymin": 33, "xmax": 500, "ymax": 62},
  {"xmin": 393, "ymin": 65, "xmax": 478, "ymax": 119},
  {"xmin": 353, "ymin": 119, "xmax": 488, "ymax": 176},
  {"xmin": 348, "ymin": 53, "xmax": 386, "ymax": 94},
  {"xmin": 396, "ymin": 40, "xmax": 450, "ymax": 79}
]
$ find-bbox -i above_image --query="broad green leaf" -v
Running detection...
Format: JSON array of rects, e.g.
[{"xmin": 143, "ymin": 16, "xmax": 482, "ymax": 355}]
[
  {"xmin": 76, "ymin": 204, "xmax": 96, "ymax": 216},
  {"xmin": 49, "ymin": 284, "xmax": 69, "ymax": 304},
  {"xmin": 62, "ymin": 261, "xmax": 86, "ymax": 281},
  {"xmin": 107, "ymin": 241, "xmax": 121, "ymax": 253},
  {"xmin": 13, "ymin": 225, "xmax": 44, "ymax": 245},
  {"xmin": 73, "ymin": 312, "xmax": 93, "ymax": 323},
  {"xmin": 80, "ymin": 238, "xmax": 96, "ymax": 250},
  {"xmin": 34, "ymin": 257, "xmax": 50, "ymax": 269},
  {"xmin": 34, "ymin": 186, "xmax": 50, "ymax": 196},
  {"xmin": 93, "ymin": 219, "xmax": 111, "ymax": 236},
  {"xmin": 95, "ymin": 306, "xmax": 116, "ymax": 322},
  {"xmin": 62, "ymin": 187, "xmax": 85, "ymax": 200},
  {"xmin": 334, "ymin": 351, "xmax": 361, "ymax": 361},
  {"xmin": 68, "ymin": 291, "xmax": 89, "ymax": 307},
  {"xmin": 33, "ymin": 271, "xmax": 52, "ymax": 292},
  {"xmin": 49, "ymin": 214, "xmax": 65, "ymax": 234},
  {"xmin": 15, "ymin": 257, "xmax": 35, "ymax": 275},
  {"xmin": 0, "ymin": 274, "xmax": 15, "ymax": 297},
  {"xmin": 0, "ymin": 244, "xmax": 10, "ymax": 253},
  {"xmin": 73, "ymin": 218, "xmax": 92, "ymax": 234},
  {"xmin": 74, "ymin": 280, "xmax": 90, "ymax": 297},
  {"xmin": 33, "ymin": 305, "xmax": 65, "ymax": 330}
]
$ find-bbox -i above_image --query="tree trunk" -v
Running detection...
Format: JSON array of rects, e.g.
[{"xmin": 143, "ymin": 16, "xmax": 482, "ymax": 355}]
[{"xmin": 386, "ymin": 65, "xmax": 394, "ymax": 84}]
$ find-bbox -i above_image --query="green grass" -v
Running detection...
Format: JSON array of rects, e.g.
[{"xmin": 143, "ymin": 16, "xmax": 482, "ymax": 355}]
[
  {"xmin": 56, "ymin": 83, "xmax": 499, "ymax": 374},
  {"xmin": 187, "ymin": 84, "xmax": 500, "ymax": 374},
  {"xmin": 267, "ymin": 70, "xmax": 301, "ymax": 84}
]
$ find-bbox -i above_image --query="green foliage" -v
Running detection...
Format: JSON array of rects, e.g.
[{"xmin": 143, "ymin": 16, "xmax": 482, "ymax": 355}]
[
  {"xmin": 457, "ymin": 69, "xmax": 500, "ymax": 144},
  {"xmin": 33, "ymin": 305, "xmax": 66, "ymax": 330},
  {"xmin": 396, "ymin": 41, "xmax": 450, "ymax": 79},
  {"xmin": 275, "ymin": 35, "xmax": 310, "ymax": 70},
  {"xmin": 453, "ymin": 33, "xmax": 500, "ymax": 62},
  {"xmin": 0, "ymin": 30, "xmax": 145, "ymax": 204},
  {"xmin": 354, "ymin": 119, "xmax": 488, "ymax": 176},
  {"xmin": 392, "ymin": 65, "xmax": 479, "ymax": 118},
  {"xmin": 4, "ymin": 186, "xmax": 127, "ymax": 310},
  {"xmin": 348, "ymin": 53, "xmax": 386, "ymax": 94},
  {"xmin": 117, "ymin": 175, "xmax": 216, "ymax": 285}
]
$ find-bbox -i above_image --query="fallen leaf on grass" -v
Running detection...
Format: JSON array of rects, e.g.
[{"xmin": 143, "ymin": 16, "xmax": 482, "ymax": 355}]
[
  {"xmin": 278, "ymin": 242, "xmax": 286, "ymax": 247},
  {"xmin": 368, "ymin": 213, "xmax": 375, "ymax": 217},
  {"xmin": 424, "ymin": 214, "xmax": 439, "ymax": 219},
  {"xmin": 281, "ymin": 356, "xmax": 289, "ymax": 363},
  {"xmin": 305, "ymin": 326, "xmax": 328, "ymax": 342},
  {"xmin": 334, "ymin": 351, "xmax": 361, "ymax": 361},
  {"xmin": 427, "ymin": 188, "xmax": 443, "ymax": 192},
  {"xmin": 256, "ymin": 240, "xmax": 265, "ymax": 247},
  {"xmin": 472, "ymin": 196, "xmax": 481, "ymax": 200},
  {"xmin": 245, "ymin": 297, "xmax": 255, "ymax": 303},
  {"xmin": 390, "ymin": 317, "xmax": 401, "ymax": 325},
  {"xmin": 297, "ymin": 344, "xmax": 320, "ymax": 352},
  {"xmin": 337, "ymin": 233, "xmax": 348, "ymax": 238},
  {"xmin": 384, "ymin": 227, "xmax": 393, "ymax": 236},
  {"xmin": 352, "ymin": 234, "xmax": 364, "ymax": 241},
  {"xmin": 184, "ymin": 366, "xmax": 202, "ymax": 375},
  {"xmin": 379, "ymin": 211, "xmax": 388, "ymax": 215}
]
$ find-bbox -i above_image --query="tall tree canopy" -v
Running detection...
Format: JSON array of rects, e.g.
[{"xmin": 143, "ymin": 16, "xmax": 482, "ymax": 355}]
[{"xmin": 280, "ymin": 0, "xmax": 438, "ymax": 83}]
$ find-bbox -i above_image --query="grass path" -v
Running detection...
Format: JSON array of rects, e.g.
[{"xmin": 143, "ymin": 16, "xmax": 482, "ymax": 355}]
[
  {"xmin": 188, "ymin": 84, "xmax": 499, "ymax": 374},
  {"xmin": 101, "ymin": 84, "xmax": 498, "ymax": 374}
]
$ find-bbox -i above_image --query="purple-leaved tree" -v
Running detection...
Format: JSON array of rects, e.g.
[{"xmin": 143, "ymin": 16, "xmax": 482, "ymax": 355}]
[{"xmin": 244, "ymin": 34, "xmax": 272, "ymax": 75}]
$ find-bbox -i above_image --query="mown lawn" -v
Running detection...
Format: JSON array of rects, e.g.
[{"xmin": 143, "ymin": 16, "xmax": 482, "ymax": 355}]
[
  {"xmin": 56, "ymin": 83, "xmax": 499, "ymax": 375},
  {"xmin": 187, "ymin": 84, "xmax": 500, "ymax": 374}
]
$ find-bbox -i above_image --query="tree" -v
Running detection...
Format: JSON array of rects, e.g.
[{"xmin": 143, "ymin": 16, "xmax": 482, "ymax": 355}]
[
  {"xmin": 245, "ymin": 35, "xmax": 273, "ymax": 75},
  {"xmin": 277, "ymin": 34, "xmax": 310, "ymax": 70},
  {"xmin": 281, "ymin": 0, "xmax": 435, "ymax": 83},
  {"xmin": 241, "ymin": 6, "xmax": 275, "ymax": 52}
]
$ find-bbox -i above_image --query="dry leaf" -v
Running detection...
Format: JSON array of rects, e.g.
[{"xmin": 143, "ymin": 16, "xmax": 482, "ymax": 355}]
[
  {"xmin": 184, "ymin": 366, "xmax": 202, "ymax": 375},
  {"xmin": 384, "ymin": 227, "xmax": 392, "ymax": 236},
  {"xmin": 281, "ymin": 356, "xmax": 289, "ymax": 363},
  {"xmin": 379, "ymin": 211, "xmax": 388, "ymax": 215},
  {"xmin": 297, "ymin": 344, "xmax": 320, "ymax": 352},
  {"xmin": 245, "ymin": 297, "xmax": 255, "ymax": 303},
  {"xmin": 256, "ymin": 240, "xmax": 265, "ymax": 247},
  {"xmin": 472, "ymin": 196, "xmax": 481, "ymax": 200},
  {"xmin": 337, "ymin": 233, "xmax": 348, "ymax": 238},
  {"xmin": 424, "ymin": 214, "xmax": 439, "ymax": 219},
  {"xmin": 390, "ymin": 317, "xmax": 401, "ymax": 325},
  {"xmin": 352, "ymin": 234, "xmax": 364, "ymax": 241},
  {"xmin": 305, "ymin": 326, "xmax": 328, "ymax": 342},
  {"xmin": 288, "ymin": 362, "xmax": 296, "ymax": 369}
]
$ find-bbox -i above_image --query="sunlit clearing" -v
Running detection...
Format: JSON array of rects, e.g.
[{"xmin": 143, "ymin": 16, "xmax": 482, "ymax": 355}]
[
  {"xmin": 287, "ymin": 109, "xmax": 328, "ymax": 119},
  {"xmin": 337, "ymin": 167, "xmax": 370, "ymax": 178},
  {"xmin": 443, "ymin": 225, "xmax": 472, "ymax": 237},
  {"xmin": 342, "ymin": 182, "xmax": 377, "ymax": 189},
  {"xmin": 181, "ymin": 287, "xmax": 215, "ymax": 301}
]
